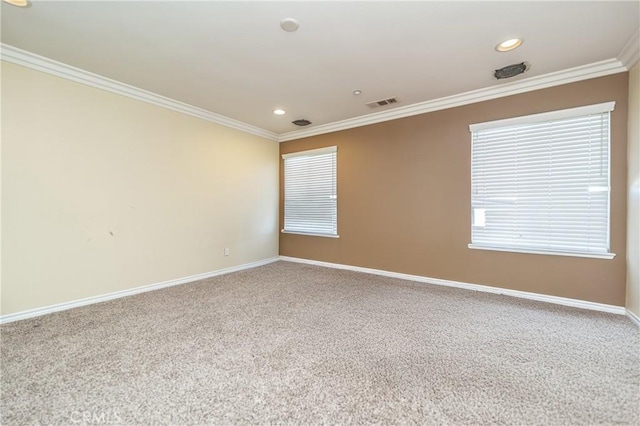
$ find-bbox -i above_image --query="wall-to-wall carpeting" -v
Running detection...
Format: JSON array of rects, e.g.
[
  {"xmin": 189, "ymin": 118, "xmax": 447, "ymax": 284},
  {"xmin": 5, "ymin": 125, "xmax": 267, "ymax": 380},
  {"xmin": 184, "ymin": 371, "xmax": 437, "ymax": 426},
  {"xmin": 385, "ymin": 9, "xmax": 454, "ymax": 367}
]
[{"xmin": 1, "ymin": 262, "xmax": 638, "ymax": 424}]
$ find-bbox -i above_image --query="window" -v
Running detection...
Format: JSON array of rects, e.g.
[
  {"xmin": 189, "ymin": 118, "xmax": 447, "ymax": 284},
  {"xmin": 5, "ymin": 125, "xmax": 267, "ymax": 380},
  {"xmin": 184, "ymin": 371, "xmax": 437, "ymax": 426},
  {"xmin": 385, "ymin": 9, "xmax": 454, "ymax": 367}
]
[
  {"xmin": 282, "ymin": 146, "xmax": 338, "ymax": 237},
  {"xmin": 469, "ymin": 102, "xmax": 615, "ymax": 259}
]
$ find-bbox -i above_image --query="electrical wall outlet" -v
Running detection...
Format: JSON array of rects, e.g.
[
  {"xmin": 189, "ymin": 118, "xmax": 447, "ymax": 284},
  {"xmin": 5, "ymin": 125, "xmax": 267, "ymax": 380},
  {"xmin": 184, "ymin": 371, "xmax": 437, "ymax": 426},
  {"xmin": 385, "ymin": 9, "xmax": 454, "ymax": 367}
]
[{"xmin": 224, "ymin": 248, "xmax": 230, "ymax": 256}]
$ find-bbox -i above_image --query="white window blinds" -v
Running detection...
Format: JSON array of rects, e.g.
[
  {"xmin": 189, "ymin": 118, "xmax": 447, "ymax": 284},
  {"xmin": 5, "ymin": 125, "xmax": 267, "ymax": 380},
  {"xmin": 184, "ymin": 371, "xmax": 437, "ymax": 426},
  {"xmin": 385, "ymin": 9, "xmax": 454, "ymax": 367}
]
[
  {"xmin": 469, "ymin": 102, "xmax": 615, "ymax": 258},
  {"xmin": 283, "ymin": 146, "xmax": 337, "ymax": 236}
]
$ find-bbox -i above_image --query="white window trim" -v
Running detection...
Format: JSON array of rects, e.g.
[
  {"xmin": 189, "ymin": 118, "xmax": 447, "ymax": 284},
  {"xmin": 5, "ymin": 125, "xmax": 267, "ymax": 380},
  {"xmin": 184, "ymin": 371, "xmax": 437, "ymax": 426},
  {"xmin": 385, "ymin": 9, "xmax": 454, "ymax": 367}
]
[
  {"xmin": 282, "ymin": 146, "xmax": 338, "ymax": 237},
  {"xmin": 281, "ymin": 146, "xmax": 337, "ymax": 159},
  {"xmin": 280, "ymin": 230, "xmax": 340, "ymax": 238},
  {"xmin": 468, "ymin": 244, "xmax": 615, "ymax": 259},
  {"xmin": 469, "ymin": 102, "xmax": 616, "ymax": 259},
  {"xmin": 469, "ymin": 101, "xmax": 615, "ymax": 132}
]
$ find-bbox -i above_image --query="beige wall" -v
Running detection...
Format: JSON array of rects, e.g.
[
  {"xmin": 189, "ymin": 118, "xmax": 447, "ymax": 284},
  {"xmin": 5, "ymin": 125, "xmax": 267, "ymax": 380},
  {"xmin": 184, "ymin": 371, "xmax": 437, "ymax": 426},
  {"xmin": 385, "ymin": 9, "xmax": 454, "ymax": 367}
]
[
  {"xmin": 1, "ymin": 62, "xmax": 279, "ymax": 316},
  {"xmin": 627, "ymin": 63, "xmax": 640, "ymax": 316},
  {"xmin": 280, "ymin": 73, "xmax": 629, "ymax": 306}
]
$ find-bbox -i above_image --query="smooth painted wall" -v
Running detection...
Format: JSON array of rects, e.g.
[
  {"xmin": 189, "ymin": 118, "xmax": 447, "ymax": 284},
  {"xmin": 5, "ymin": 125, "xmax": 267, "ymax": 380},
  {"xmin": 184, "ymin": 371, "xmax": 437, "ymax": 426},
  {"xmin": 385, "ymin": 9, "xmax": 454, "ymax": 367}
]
[
  {"xmin": 280, "ymin": 73, "xmax": 629, "ymax": 306},
  {"xmin": 627, "ymin": 63, "xmax": 640, "ymax": 316},
  {"xmin": 1, "ymin": 61, "xmax": 279, "ymax": 316}
]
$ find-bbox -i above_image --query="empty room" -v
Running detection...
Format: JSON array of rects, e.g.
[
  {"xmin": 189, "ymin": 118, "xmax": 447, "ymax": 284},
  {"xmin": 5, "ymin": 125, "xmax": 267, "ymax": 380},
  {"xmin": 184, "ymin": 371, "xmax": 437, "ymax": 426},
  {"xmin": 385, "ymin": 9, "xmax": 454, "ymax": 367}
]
[{"xmin": 1, "ymin": 1, "xmax": 639, "ymax": 424}]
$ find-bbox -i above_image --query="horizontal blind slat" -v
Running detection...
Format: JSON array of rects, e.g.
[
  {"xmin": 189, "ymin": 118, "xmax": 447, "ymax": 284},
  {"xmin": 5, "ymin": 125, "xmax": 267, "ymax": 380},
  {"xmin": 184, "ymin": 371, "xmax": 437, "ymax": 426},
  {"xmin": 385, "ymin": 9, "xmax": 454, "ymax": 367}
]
[
  {"xmin": 284, "ymin": 149, "xmax": 337, "ymax": 235},
  {"xmin": 471, "ymin": 109, "xmax": 610, "ymax": 255}
]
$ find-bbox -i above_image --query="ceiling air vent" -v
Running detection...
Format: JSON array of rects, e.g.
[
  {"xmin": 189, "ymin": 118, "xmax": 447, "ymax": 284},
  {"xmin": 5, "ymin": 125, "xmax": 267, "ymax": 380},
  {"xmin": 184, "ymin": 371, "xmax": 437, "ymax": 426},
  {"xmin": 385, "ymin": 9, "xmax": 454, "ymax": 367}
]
[
  {"xmin": 292, "ymin": 119, "xmax": 312, "ymax": 126},
  {"xmin": 494, "ymin": 62, "xmax": 530, "ymax": 80},
  {"xmin": 366, "ymin": 97, "xmax": 398, "ymax": 108}
]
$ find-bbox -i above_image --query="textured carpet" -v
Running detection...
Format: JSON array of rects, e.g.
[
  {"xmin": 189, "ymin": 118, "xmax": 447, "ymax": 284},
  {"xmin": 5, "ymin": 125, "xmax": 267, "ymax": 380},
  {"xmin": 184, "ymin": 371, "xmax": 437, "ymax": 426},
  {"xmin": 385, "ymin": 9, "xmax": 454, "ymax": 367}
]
[{"xmin": 1, "ymin": 261, "xmax": 639, "ymax": 425}]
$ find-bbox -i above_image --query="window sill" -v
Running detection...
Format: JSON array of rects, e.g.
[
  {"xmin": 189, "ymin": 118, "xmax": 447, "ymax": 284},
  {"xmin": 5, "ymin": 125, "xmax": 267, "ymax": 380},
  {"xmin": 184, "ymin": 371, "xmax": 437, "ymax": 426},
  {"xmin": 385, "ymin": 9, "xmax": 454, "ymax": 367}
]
[
  {"xmin": 281, "ymin": 230, "xmax": 340, "ymax": 238},
  {"xmin": 467, "ymin": 244, "xmax": 615, "ymax": 260}
]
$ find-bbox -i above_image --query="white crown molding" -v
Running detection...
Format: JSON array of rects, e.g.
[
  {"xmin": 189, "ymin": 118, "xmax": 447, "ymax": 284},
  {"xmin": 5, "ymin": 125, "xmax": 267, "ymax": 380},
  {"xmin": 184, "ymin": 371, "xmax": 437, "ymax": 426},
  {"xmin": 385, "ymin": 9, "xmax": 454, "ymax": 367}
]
[
  {"xmin": 278, "ymin": 59, "xmax": 627, "ymax": 142},
  {"xmin": 0, "ymin": 257, "xmax": 279, "ymax": 324},
  {"xmin": 1, "ymin": 43, "xmax": 631, "ymax": 144},
  {"xmin": 0, "ymin": 44, "xmax": 279, "ymax": 142},
  {"xmin": 279, "ymin": 256, "xmax": 626, "ymax": 315},
  {"xmin": 618, "ymin": 27, "xmax": 640, "ymax": 70}
]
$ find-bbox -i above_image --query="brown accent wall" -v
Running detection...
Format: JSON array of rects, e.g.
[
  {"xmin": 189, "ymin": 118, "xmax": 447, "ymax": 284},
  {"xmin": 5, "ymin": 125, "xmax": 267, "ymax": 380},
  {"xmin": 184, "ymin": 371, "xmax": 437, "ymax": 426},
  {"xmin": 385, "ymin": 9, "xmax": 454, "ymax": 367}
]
[{"xmin": 280, "ymin": 73, "xmax": 629, "ymax": 306}]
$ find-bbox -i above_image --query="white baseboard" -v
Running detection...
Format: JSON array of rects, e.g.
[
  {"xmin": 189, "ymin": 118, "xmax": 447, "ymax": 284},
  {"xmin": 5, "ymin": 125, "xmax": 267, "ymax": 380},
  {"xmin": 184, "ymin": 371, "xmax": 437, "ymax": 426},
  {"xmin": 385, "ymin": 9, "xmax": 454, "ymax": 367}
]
[
  {"xmin": 627, "ymin": 309, "xmax": 640, "ymax": 327},
  {"xmin": 0, "ymin": 257, "xmax": 279, "ymax": 325},
  {"xmin": 279, "ymin": 256, "xmax": 626, "ymax": 315},
  {"xmin": 4, "ymin": 256, "xmax": 630, "ymax": 325}
]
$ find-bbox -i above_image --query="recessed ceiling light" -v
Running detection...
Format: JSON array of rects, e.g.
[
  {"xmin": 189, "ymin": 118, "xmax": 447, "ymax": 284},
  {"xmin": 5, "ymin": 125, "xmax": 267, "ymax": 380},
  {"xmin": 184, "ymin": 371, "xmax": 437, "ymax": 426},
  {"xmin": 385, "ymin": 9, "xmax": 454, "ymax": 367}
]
[
  {"xmin": 280, "ymin": 18, "xmax": 299, "ymax": 32},
  {"xmin": 353, "ymin": 90, "xmax": 362, "ymax": 96},
  {"xmin": 2, "ymin": 0, "xmax": 30, "ymax": 7},
  {"xmin": 273, "ymin": 109, "xmax": 286, "ymax": 115},
  {"xmin": 496, "ymin": 38, "xmax": 523, "ymax": 52}
]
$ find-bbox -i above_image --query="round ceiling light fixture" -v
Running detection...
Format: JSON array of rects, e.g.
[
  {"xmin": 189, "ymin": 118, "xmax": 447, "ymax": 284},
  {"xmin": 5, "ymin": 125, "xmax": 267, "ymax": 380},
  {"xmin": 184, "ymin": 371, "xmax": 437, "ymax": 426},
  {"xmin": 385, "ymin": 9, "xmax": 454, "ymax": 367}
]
[
  {"xmin": 273, "ymin": 109, "xmax": 286, "ymax": 115},
  {"xmin": 495, "ymin": 38, "xmax": 523, "ymax": 52},
  {"xmin": 280, "ymin": 18, "xmax": 299, "ymax": 32},
  {"xmin": 2, "ymin": 0, "xmax": 30, "ymax": 7},
  {"xmin": 353, "ymin": 90, "xmax": 362, "ymax": 96}
]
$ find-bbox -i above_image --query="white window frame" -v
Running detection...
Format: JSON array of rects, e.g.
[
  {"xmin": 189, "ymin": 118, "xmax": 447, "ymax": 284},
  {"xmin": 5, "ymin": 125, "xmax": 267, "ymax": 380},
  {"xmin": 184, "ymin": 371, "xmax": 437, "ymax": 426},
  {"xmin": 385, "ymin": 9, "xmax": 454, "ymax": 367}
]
[
  {"xmin": 282, "ymin": 146, "xmax": 338, "ymax": 238},
  {"xmin": 468, "ymin": 102, "xmax": 616, "ymax": 259}
]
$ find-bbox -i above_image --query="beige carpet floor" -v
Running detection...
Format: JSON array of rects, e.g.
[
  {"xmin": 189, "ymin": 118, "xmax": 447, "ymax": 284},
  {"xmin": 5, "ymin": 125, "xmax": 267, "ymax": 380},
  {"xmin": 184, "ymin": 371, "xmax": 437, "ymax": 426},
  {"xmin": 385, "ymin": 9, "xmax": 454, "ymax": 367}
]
[{"xmin": 1, "ymin": 261, "xmax": 639, "ymax": 425}]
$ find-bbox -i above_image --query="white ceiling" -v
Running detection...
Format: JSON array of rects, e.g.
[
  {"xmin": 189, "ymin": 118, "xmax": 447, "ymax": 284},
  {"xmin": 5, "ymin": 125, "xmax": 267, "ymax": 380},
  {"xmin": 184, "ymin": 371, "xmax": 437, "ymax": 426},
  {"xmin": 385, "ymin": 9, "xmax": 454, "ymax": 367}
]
[{"xmin": 1, "ymin": 1, "xmax": 639, "ymax": 137}]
